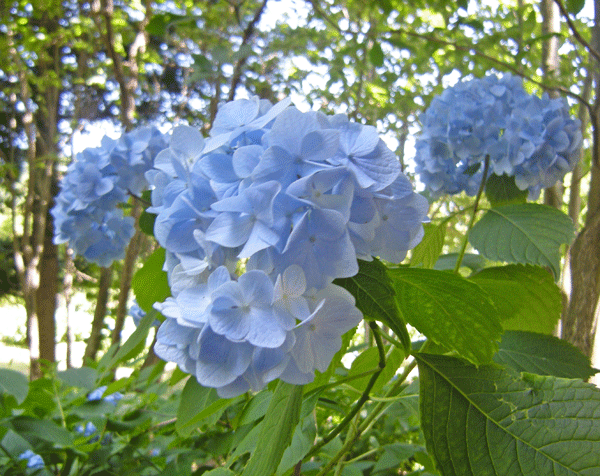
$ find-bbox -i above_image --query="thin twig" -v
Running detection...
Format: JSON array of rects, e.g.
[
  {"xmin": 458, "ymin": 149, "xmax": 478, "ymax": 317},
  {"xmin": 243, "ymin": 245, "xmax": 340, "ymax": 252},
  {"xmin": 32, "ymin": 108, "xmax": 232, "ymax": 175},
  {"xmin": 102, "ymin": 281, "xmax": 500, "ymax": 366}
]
[
  {"xmin": 228, "ymin": 0, "xmax": 269, "ymax": 101},
  {"xmin": 453, "ymin": 155, "xmax": 490, "ymax": 274},
  {"xmin": 553, "ymin": 0, "xmax": 600, "ymax": 63},
  {"xmin": 388, "ymin": 28, "xmax": 593, "ymax": 115},
  {"xmin": 307, "ymin": 322, "xmax": 386, "ymax": 461}
]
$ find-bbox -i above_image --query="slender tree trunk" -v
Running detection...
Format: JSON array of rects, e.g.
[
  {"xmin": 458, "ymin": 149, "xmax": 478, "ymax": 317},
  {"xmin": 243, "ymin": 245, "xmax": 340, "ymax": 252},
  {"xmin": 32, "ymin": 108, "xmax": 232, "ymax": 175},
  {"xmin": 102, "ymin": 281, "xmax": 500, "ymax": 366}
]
[
  {"xmin": 84, "ymin": 267, "xmax": 113, "ymax": 362},
  {"xmin": 562, "ymin": 0, "xmax": 600, "ymax": 358},
  {"xmin": 111, "ymin": 203, "xmax": 143, "ymax": 346},
  {"xmin": 36, "ymin": 191, "xmax": 58, "ymax": 365},
  {"xmin": 63, "ymin": 248, "xmax": 75, "ymax": 369}
]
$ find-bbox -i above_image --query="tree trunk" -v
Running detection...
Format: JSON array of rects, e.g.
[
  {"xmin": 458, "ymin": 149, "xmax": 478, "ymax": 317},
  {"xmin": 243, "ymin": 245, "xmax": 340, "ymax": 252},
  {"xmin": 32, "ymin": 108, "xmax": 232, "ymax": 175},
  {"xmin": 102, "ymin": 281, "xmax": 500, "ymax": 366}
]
[
  {"xmin": 111, "ymin": 203, "xmax": 143, "ymax": 347},
  {"xmin": 36, "ymin": 192, "xmax": 58, "ymax": 365},
  {"xmin": 541, "ymin": 0, "xmax": 563, "ymax": 208},
  {"xmin": 561, "ymin": 0, "xmax": 600, "ymax": 359},
  {"xmin": 84, "ymin": 266, "xmax": 113, "ymax": 363}
]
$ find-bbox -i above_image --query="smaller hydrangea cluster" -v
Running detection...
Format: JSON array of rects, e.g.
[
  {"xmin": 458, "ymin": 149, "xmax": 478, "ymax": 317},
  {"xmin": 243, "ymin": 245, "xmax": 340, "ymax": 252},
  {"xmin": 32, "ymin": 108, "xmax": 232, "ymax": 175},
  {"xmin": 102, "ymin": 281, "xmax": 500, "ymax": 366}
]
[
  {"xmin": 18, "ymin": 450, "xmax": 44, "ymax": 470},
  {"xmin": 414, "ymin": 74, "xmax": 582, "ymax": 199},
  {"xmin": 52, "ymin": 127, "xmax": 169, "ymax": 267},
  {"xmin": 148, "ymin": 96, "xmax": 428, "ymax": 397},
  {"xmin": 87, "ymin": 386, "xmax": 123, "ymax": 405},
  {"xmin": 75, "ymin": 421, "xmax": 98, "ymax": 437}
]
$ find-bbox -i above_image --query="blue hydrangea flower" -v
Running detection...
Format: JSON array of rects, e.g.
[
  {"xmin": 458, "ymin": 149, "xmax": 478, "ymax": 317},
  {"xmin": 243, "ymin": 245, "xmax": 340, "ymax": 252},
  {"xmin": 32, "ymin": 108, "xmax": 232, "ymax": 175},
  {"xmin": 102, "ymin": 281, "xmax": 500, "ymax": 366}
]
[
  {"xmin": 18, "ymin": 450, "xmax": 44, "ymax": 470},
  {"xmin": 75, "ymin": 421, "xmax": 98, "ymax": 437},
  {"xmin": 87, "ymin": 385, "xmax": 123, "ymax": 405},
  {"xmin": 53, "ymin": 126, "xmax": 169, "ymax": 266},
  {"xmin": 414, "ymin": 73, "xmax": 582, "ymax": 198},
  {"xmin": 146, "ymin": 96, "xmax": 427, "ymax": 397}
]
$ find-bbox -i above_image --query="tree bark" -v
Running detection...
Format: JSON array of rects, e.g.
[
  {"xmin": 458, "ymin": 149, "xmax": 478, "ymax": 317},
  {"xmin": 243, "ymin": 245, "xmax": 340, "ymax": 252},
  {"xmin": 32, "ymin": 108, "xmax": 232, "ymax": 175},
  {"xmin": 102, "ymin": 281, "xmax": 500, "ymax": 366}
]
[
  {"xmin": 111, "ymin": 203, "xmax": 143, "ymax": 347},
  {"xmin": 561, "ymin": 0, "xmax": 600, "ymax": 358},
  {"xmin": 36, "ymin": 191, "xmax": 58, "ymax": 365},
  {"xmin": 84, "ymin": 267, "xmax": 113, "ymax": 362}
]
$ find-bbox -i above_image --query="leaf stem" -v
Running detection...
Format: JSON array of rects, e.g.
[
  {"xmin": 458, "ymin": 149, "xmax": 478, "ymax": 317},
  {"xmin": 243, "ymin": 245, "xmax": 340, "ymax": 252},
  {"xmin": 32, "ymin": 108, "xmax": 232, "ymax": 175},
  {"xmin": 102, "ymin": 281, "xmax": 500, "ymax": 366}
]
[
  {"xmin": 453, "ymin": 155, "xmax": 490, "ymax": 274},
  {"xmin": 307, "ymin": 322, "xmax": 386, "ymax": 460},
  {"xmin": 52, "ymin": 372, "xmax": 67, "ymax": 428}
]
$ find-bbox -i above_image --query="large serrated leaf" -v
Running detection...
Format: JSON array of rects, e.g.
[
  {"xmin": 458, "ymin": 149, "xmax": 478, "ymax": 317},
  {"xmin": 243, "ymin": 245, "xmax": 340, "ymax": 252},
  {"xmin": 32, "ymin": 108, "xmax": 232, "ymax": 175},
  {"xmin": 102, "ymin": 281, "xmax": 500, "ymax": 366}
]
[
  {"xmin": 335, "ymin": 259, "xmax": 410, "ymax": 353},
  {"xmin": 241, "ymin": 382, "xmax": 303, "ymax": 476},
  {"xmin": 469, "ymin": 204, "xmax": 574, "ymax": 278},
  {"xmin": 494, "ymin": 330, "xmax": 598, "ymax": 380},
  {"xmin": 469, "ymin": 264, "xmax": 561, "ymax": 334},
  {"xmin": 416, "ymin": 353, "xmax": 600, "ymax": 476},
  {"xmin": 388, "ymin": 268, "xmax": 502, "ymax": 364}
]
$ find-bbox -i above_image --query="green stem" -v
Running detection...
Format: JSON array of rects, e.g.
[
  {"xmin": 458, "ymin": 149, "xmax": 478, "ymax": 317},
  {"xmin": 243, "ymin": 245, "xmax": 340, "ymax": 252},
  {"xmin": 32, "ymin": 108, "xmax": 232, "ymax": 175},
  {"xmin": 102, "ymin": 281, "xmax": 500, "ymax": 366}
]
[
  {"xmin": 357, "ymin": 358, "xmax": 417, "ymax": 435},
  {"xmin": 453, "ymin": 155, "xmax": 490, "ymax": 274},
  {"xmin": 307, "ymin": 322, "xmax": 386, "ymax": 460},
  {"xmin": 52, "ymin": 372, "xmax": 67, "ymax": 428}
]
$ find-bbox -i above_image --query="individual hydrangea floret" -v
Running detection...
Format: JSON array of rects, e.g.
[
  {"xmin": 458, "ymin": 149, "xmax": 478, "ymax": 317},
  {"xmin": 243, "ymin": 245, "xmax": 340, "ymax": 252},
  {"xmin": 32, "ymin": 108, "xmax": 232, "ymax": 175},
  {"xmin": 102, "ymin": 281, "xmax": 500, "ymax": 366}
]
[
  {"xmin": 414, "ymin": 73, "xmax": 582, "ymax": 199},
  {"xmin": 148, "ymin": 96, "xmax": 428, "ymax": 397},
  {"xmin": 52, "ymin": 126, "xmax": 169, "ymax": 266},
  {"xmin": 18, "ymin": 450, "xmax": 44, "ymax": 470}
]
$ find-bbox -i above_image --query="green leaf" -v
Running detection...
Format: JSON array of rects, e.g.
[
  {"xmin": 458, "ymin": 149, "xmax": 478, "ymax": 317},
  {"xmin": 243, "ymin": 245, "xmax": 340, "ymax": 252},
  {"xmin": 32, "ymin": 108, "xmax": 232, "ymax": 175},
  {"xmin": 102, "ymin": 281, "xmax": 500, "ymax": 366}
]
[
  {"xmin": 566, "ymin": 0, "xmax": 586, "ymax": 15},
  {"xmin": 347, "ymin": 345, "xmax": 404, "ymax": 394},
  {"xmin": 138, "ymin": 210, "xmax": 156, "ymax": 236},
  {"xmin": 131, "ymin": 247, "xmax": 171, "ymax": 314},
  {"xmin": 484, "ymin": 174, "xmax": 528, "ymax": 207},
  {"xmin": 335, "ymin": 259, "xmax": 410, "ymax": 353},
  {"xmin": 145, "ymin": 12, "xmax": 187, "ymax": 36},
  {"xmin": 104, "ymin": 308, "xmax": 158, "ymax": 369},
  {"xmin": 1, "ymin": 429, "xmax": 31, "ymax": 458},
  {"xmin": 241, "ymin": 382, "xmax": 303, "ymax": 476},
  {"xmin": 416, "ymin": 353, "xmax": 600, "ymax": 476},
  {"xmin": 469, "ymin": 204, "xmax": 575, "ymax": 278},
  {"xmin": 0, "ymin": 368, "xmax": 28, "ymax": 404},
  {"xmin": 9, "ymin": 416, "xmax": 73, "ymax": 447},
  {"xmin": 494, "ymin": 330, "xmax": 598, "ymax": 380},
  {"xmin": 202, "ymin": 469, "xmax": 236, "ymax": 476},
  {"xmin": 410, "ymin": 222, "xmax": 447, "ymax": 269},
  {"xmin": 276, "ymin": 413, "xmax": 317, "ymax": 475},
  {"xmin": 469, "ymin": 264, "xmax": 561, "ymax": 334},
  {"xmin": 434, "ymin": 252, "xmax": 486, "ymax": 272},
  {"xmin": 235, "ymin": 390, "xmax": 272, "ymax": 428},
  {"xmin": 388, "ymin": 267, "xmax": 502, "ymax": 364},
  {"xmin": 372, "ymin": 443, "xmax": 425, "ymax": 473},
  {"xmin": 176, "ymin": 378, "xmax": 238, "ymax": 436},
  {"xmin": 369, "ymin": 41, "xmax": 384, "ymax": 67},
  {"xmin": 57, "ymin": 367, "xmax": 98, "ymax": 390}
]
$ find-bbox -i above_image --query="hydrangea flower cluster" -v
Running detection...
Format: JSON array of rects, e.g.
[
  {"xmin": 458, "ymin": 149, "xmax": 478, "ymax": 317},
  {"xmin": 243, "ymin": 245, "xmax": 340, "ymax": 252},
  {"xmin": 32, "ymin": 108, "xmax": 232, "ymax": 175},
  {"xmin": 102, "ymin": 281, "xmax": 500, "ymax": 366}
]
[
  {"xmin": 52, "ymin": 127, "xmax": 169, "ymax": 267},
  {"xmin": 148, "ymin": 97, "xmax": 428, "ymax": 397},
  {"xmin": 414, "ymin": 74, "xmax": 582, "ymax": 199},
  {"xmin": 18, "ymin": 450, "xmax": 44, "ymax": 470}
]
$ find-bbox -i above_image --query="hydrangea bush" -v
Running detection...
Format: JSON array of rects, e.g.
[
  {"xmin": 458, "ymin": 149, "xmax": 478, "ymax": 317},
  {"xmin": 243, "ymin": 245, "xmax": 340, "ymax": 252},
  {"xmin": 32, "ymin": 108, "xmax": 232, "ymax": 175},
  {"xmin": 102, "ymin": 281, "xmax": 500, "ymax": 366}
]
[
  {"xmin": 414, "ymin": 74, "xmax": 582, "ymax": 199},
  {"xmin": 7, "ymin": 75, "xmax": 600, "ymax": 476},
  {"xmin": 147, "ymin": 97, "xmax": 428, "ymax": 396}
]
